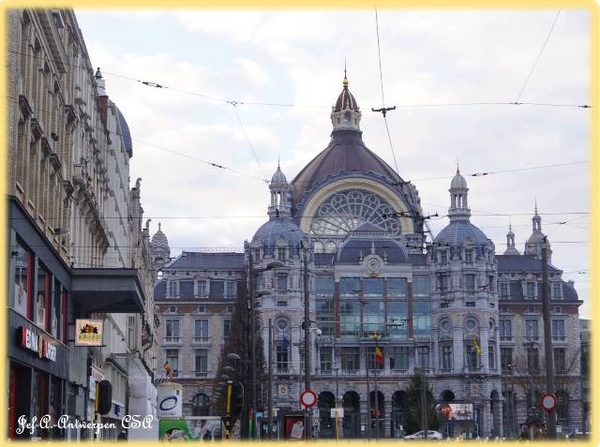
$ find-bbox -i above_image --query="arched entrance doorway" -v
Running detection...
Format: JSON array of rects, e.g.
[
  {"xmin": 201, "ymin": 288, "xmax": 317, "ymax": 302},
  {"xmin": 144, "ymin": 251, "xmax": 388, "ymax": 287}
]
[
  {"xmin": 317, "ymin": 391, "xmax": 335, "ymax": 439},
  {"xmin": 342, "ymin": 391, "xmax": 361, "ymax": 438},
  {"xmin": 369, "ymin": 390, "xmax": 385, "ymax": 438},
  {"xmin": 391, "ymin": 390, "xmax": 407, "ymax": 438}
]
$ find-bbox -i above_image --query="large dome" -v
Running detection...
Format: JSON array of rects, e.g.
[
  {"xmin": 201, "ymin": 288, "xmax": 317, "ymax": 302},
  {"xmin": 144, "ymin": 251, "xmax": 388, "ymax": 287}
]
[
  {"xmin": 291, "ymin": 130, "xmax": 404, "ymax": 210},
  {"xmin": 435, "ymin": 221, "xmax": 490, "ymax": 246},
  {"xmin": 252, "ymin": 217, "xmax": 308, "ymax": 255}
]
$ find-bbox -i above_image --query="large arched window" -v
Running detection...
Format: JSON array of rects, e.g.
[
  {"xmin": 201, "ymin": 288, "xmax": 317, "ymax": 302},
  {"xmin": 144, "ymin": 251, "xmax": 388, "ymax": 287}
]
[
  {"xmin": 310, "ymin": 189, "xmax": 401, "ymax": 239},
  {"xmin": 192, "ymin": 392, "xmax": 210, "ymax": 416}
]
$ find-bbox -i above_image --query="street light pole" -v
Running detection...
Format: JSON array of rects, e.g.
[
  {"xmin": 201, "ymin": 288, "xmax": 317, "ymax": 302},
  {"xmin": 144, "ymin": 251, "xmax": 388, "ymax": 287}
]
[{"xmin": 248, "ymin": 249, "xmax": 257, "ymax": 439}]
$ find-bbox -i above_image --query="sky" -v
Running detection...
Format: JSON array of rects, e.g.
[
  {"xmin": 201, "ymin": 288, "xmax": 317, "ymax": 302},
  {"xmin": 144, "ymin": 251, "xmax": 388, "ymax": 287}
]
[{"xmin": 73, "ymin": 8, "xmax": 592, "ymax": 317}]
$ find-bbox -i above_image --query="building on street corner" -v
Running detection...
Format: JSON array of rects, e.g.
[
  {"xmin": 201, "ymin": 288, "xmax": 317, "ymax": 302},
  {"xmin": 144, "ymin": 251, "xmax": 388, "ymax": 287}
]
[{"xmin": 6, "ymin": 8, "xmax": 159, "ymax": 441}]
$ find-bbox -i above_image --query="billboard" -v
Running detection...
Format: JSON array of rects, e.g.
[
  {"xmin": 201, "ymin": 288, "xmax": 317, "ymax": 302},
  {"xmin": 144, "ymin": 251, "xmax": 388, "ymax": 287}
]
[
  {"xmin": 159, "ymin": 417, "xmax": 223, "ymax": 441},
  {"xmin": 437, "ymin": 403, "xmax": 474, "ymax": 421},
  {"xmin": 157, "ymin": 383, "xmax": 183, "ymax": 419}
]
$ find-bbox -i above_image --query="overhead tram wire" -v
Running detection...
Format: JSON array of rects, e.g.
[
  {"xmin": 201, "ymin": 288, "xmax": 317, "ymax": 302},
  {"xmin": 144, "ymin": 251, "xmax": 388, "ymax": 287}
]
[
  {"xmin": 227, "ymin": 101, "xmax": 269, "ymax": 184},
  {"xmin": 7, "ymin": 48, "xmax": 590, "ymax": 109},
  {"xmin": 371, "ymin": 8, "xmax": 399, "ymax": 175},
  {"xmin": 515, "ymin": 9, "xmax": 562, "ymax": 104}
]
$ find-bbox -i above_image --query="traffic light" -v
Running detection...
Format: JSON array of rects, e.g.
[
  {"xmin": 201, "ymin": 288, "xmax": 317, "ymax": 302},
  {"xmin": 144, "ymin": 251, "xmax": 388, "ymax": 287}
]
[{"xmin": 231, "ymin": 382, "xmax": 244, "ymax": 416}]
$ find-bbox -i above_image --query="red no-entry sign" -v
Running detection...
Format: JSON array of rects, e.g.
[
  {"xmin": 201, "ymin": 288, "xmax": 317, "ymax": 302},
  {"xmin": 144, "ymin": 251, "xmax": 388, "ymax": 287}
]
[
  {"xmin": 540, "ymin": 392, "xmax": 557, "ymax": 412},
  {"xmin": 300, "ymin": 389, "xmax": 317, "ymax": 408}
]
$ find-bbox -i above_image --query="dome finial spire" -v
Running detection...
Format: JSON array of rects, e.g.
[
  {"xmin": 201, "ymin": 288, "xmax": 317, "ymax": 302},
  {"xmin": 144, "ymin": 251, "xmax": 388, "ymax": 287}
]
[
  {"xmin": 456, "ymin": 158, "xmax": 460, "ymax": 174},
  {"xmin": 343, "ymin": 60, "xmax": 349, "ymax": 89}
]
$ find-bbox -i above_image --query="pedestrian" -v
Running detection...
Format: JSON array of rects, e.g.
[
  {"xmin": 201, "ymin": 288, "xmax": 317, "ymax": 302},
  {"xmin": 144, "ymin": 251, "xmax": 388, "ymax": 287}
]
[{"xmin": 117, "ymin": 430, "xmax": 127, "ymax": 441}]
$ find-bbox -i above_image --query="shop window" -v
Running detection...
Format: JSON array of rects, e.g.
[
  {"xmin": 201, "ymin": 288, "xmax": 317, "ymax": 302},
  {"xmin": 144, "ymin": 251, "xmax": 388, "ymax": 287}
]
[
  {"xmin": 36, "ymin": 261, "xmax": 49, "ymax": 331},
  {"xmin": 13, "ymin": 241, "xmax": 31, "ymax": 318}
]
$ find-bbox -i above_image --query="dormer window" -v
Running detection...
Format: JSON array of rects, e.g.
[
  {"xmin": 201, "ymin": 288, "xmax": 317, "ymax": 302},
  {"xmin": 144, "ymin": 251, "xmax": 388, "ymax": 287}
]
[{"xmin": 464, "ymin": 248, "xmax": 474, "ymax": 263}]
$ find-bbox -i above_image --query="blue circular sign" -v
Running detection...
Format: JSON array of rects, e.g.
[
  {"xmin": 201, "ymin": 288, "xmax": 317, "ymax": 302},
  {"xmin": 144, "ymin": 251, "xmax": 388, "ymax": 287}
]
[{"xmin": 159, "ymin": 395, "xmax": 178, "ymax": 411}]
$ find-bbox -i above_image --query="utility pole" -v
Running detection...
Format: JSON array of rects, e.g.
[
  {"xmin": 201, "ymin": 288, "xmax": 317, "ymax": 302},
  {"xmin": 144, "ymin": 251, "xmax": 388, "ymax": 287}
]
[
  {"xmin": 268, "ymin": 319, "xmax": 273, "ymax": 440},
  {"xmin": 541, "ymin": 239, "xmax": 556, "ymax": 438},
  {"xmin": 302, "ymin": 241, "xmax": 312, "ymax": 439},
  {"xmin": 248, "ymin": 249, "xmax": 257, "ymax": 438}
]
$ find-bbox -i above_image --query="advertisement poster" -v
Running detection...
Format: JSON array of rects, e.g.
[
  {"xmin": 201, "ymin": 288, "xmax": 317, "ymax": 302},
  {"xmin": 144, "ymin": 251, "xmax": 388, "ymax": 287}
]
[
  {"xmin": 284, "ymin": 415, "xmax": 306, "ymax": 440},
  {"xmin": 437, "ymin": 403, "xmax": 474, "ymax": 421},
  {"xmin": 159, "ymin": 418, "xmax": 223, "ymax": 441}
]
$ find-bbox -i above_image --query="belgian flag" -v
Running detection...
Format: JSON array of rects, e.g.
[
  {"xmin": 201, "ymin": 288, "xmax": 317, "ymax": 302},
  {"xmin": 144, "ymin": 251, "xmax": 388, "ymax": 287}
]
[{"xmin": 374, "ymin": 346, "xmax": 384, "ymax": 366}]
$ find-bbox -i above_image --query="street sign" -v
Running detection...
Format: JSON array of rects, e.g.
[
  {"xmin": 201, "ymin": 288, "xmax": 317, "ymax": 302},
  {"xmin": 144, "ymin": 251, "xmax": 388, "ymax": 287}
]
[
  {"xmin": 300, "ymin": 389, "xmax": 317, "ymax": 408},
  {"xmin": 540, "ymin": 392, "xmax": 557, "ymax": 412},
  {"xmin": 330, "ymin": 407, "xmax": 344, "ymax": 418}
]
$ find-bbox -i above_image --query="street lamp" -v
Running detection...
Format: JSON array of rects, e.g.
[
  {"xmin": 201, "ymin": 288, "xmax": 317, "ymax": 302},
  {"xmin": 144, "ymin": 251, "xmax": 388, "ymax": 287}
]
[
  {"xmin": 369, "ymin": 331, "xmax": 384, "ymax": 440},
  {"xmin": 247, "ymin": 248, "xmax": 282, "ymax": 439}
]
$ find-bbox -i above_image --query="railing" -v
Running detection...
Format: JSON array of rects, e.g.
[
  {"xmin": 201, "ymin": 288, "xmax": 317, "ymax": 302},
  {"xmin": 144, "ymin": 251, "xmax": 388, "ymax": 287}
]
[{"xmin": 163, "ymin": 336, "xmax": 182, "ymax": 344}]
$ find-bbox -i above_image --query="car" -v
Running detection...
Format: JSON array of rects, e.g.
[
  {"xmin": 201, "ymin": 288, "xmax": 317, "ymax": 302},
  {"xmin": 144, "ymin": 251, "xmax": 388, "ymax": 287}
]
[{"xmin": 404, "ymin": 430, "xmax": 444, "ymax": 440}]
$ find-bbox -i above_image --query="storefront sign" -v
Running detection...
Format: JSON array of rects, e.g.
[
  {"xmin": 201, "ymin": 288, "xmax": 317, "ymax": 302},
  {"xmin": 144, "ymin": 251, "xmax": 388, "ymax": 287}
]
[
  {"xmin": 18, "ymin": 326, "xmax": 57, "ymax": 362},
  {"xmin": 75, "ymin": 319, "xmax": 103, "ymax": 346}
]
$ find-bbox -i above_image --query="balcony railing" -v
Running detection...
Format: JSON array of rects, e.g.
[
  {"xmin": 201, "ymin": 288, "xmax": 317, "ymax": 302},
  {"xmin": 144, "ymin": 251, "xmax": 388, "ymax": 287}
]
[{"xmin": 163, "ymin": 336, "xmax": 182, "ymax": 344}]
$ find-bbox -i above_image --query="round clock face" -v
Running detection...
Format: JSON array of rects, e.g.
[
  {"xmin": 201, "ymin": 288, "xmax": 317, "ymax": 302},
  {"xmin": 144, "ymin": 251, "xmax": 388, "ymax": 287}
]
[{"xmin": 367, "ymin": 258, "xmax": 381, "ymax": 273}]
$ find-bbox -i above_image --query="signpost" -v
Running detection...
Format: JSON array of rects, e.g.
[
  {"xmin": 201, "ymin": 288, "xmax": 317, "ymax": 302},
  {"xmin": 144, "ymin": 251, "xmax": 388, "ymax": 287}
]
[{"xmin": 540, "ymin": 393, "xmax": 557, "ymax": 413}]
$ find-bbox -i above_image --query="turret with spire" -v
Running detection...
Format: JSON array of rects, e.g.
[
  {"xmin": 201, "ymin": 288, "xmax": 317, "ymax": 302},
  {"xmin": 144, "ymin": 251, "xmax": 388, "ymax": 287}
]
[
  {"xmin": 524, "ymin": 203, "xmax": 552, "ymax": 262},
  {"xmin": 504, "ymin": 221, "xmax": 520, "ymax": 255},
  {"xmin": 448, "ymin": 164, "xmax": 471, "ymax": 222},
  {"xmin": 268, "ymin": 161, "xmax": 292, "ymax": 219},
  {"xmin": 330, "ymin": 69, "xmax": 361, "ymax": 132}
]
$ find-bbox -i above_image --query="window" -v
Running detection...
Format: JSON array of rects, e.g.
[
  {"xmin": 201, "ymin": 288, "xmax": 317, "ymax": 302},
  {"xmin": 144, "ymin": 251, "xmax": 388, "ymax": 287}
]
[
  {"xmin": 180, "ymin": 280, "xmax": 194, "ymax": 299},
  {"xmin": 223, "ymin": 320, "xmax": 231, "ymax": 341},
  {"xmin": 367, "ymin": 346, "xmax": 384, "ymax": 370},
  {"xmin": 552, "ymin": 283, "xmax": 562, "ymax": 300},
  {"xmin": 465, "ymin": 274, "xmax": 475, "ymax": 291},
  {"xmin": 316, "ymin": 299, "xmax": 334, "ymax": 336},
  {"xmin": 276, "ymin": 344, "xmax": 289, "ymax": 373},
  {"xmin": 340, "ymin": 300, "xmax": 360, "ymax": 336},
  {"xmin": 387, "ymin": 278, "xmax": 407, "ymax": 298},
  {"xmin": 556, "ymin": 391, "xmax": 570, "ymax": 428},
  {"xmin": 363, "ymin": 278, "xmax": 384, "ymax": 296},
  {"xmin": 499, "ymin": 320, "xmax": 512, "ymax": 340},
  {"xmin": 413, "ymin": 276, "xmax": 430, "ymax": 298},
  {"xmin": 315, "ymin": 277, "xmax": 334, "ymax": 295},
  {"xmin": 390, "ymin": 347, "xmax": 410, "ymax": 371},
  {"xmin": 465, "ymin": 344, "xmax": 479, "ymax": 370},
  {"xmin": 554, "ymin": 348, "xmax": 567, "ymax": 374},
  {"xmin": 320, "ymin": 346, "xmax": 332, "ymax": 373},
  {"xmin": 168, "ymin": 281, "xmax": 178, "ymax": 298},
  {"xmin": 499, "ymin": 283, "xmax": 509, "ymax": 298},
  {"xmin": 276, "ymin": 247, "xmax": 286, "ymax": 262},
  {"xmin": 413, "ymin": 302, "xmax": 431, "ymax": 336},
  {"xmin": 436, "ymin": 273, "xmax": 449, "ymax": 292},
  {"xmin": 525, "ymin": 319, "xmax": 539, "ymax": 340},
  {"xmin": 500, "ymin": 348, "xmax": 513, "ymax": 372},
  {"xmin": 194, "ymin": 349, "xmax": 208, "ymax": 377},
  {"xmin": 552, "ymin": 319, "xmax": 566, "ymax": 341},
  {"xmin": 341, "ymin": 347, "xmax": 360, "ymax": 373},
  {"xmin": 197, "ymin": 280, "xmax": 207, "ymax": 297},
  {"xmin": 526, "ymin": 282, "xmax": 536, "ymax": 299},
  {"xmin": 488, "ymin": 343, "xmax": 496, "ymax": 370},
  {"xmin": 464, "ymin": 248, "xmax": 474, "ymax": 263},
  {"xmin": 166, "ymin": 349, "xmax": 179, "ymax": 377},
  {"xmin": 439, "ymin": 250, "xmax": 448, "ymax": 264},
  {"xmin": 417, "ymin": 346, "xmax": 430, "ymax": 369},
  {"xmin": 36, "ymin": 261, "xmax": 49, "ymax": 331},
  {"xmin": 194, "ymin": 319, "xmax": 209, "ymax": 341},
  {"xmin": 225, "ymin": 281, "xmax": 236, "ymax": 299},
  {"xmin": 13, "ymin": 240, "xmax": 30, "ymax": 318},
  {"xmin": 165, "ymin": 319, "xmax": 180, "ymax": 342},
  {"xmin": 340, "ymin": 277, "xmax": 360, "ymax": 295},
  {"xmin": 527, "ymin": 346, "xmax": 539, "ymax": 373},
  {"xmin": 276, "ymin": 274, "xmax": 287, "ymax": 292},
  {"xmin": 441, "ymin": 345, "xmax": 453, "ymax": 371},
  {"xmin": 209, "ymin": 280, "xmax": 224, "ymax": 299}
]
